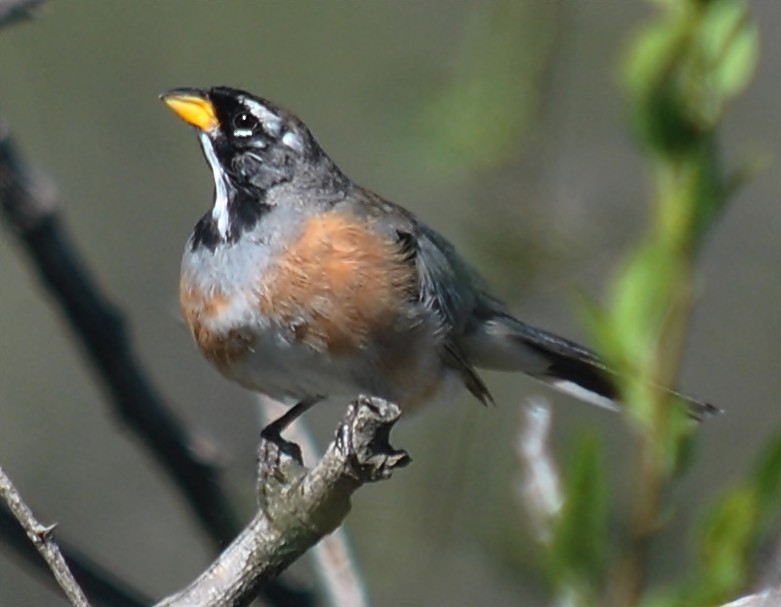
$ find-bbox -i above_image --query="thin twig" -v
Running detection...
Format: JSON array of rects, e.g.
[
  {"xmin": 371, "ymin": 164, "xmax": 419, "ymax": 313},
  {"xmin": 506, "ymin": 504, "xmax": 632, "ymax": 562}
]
[
  {"xmin": 514, "ymin": 397, "xmax": 563, "ymax": 546},
  {"xmin": 259, "ymin": 396, "xmax": 372, "ymax": 607},
  {"xmin": 157, "ymin": 396, "xmax": 410, "ymax": 607},
  {"xmin": 0, "ymin": 505, "xmax": 150, "ymax": 607},
  {"xmin": 0, "ymin": 466, "xmax": 91, "ymax": 607}
]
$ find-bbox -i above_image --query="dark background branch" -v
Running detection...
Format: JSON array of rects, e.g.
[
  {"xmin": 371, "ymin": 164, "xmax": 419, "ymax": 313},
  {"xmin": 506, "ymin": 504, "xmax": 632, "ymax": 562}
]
[
  {"xmin": 0, "ymin": 125, "xmax": 241, "ymax": 545},
  {"xmin": 0, "ymin": 505, "xmax": 149, "ymax": 607},
  {"xmin": 0, "ymin": 4, "xmax": 310, "ymax": 604},
  {"xmin": 0, "ymin": 0, "xmax": 45, "ymax": 29},
  {"xmin": 0, "ymin": 112, "xmax": 310, "ymax": 606}
]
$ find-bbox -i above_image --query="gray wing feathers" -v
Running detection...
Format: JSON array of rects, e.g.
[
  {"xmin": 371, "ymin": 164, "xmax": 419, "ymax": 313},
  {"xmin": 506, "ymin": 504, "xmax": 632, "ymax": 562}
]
[{"xmin": 410, "ymin": 226, "xmax": 493, "ymax": 404}]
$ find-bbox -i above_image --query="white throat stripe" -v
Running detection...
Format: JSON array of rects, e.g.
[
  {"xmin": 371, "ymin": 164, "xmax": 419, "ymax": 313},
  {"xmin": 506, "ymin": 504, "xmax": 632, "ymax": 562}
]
[{"xmin": 199, "ymin": 133, "xmax": 231, "ymax": 239}]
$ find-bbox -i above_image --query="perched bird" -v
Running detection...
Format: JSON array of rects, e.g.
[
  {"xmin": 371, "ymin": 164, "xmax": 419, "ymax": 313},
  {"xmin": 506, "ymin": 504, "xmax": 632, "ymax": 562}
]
[{"xmin": 161, "ymin": 86, "xmax": 717, "ymax": 441}]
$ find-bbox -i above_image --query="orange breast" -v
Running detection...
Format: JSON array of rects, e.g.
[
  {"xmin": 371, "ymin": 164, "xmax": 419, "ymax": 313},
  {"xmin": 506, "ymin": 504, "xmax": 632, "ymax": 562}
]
[{"xmin": 258, "ymin": 211, "xmax": 417, "ymax": 355}]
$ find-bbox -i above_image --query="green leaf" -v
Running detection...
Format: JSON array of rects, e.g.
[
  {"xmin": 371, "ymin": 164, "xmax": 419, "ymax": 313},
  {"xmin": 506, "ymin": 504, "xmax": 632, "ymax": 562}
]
[
  {"xmin": 698, "ymin": 0, "xmax": 758, "ymax": 116},
  {"xmin": 549, "ymin": 434, "xmax": 607, "ymax": 593},
  {"xmin": 676, "ymin": 487, "xmax": 757, "ymax": 604},
  {"xmin": 667, "ymin": 428, "xmax": 781, "ymax": 605},
  {"xmin": 611, "ymin": 244, "xmax": 678, "ymax": 357},
  {"xmin": 621, "ymin": 1, "xmax": 757, "ymax": 153}
]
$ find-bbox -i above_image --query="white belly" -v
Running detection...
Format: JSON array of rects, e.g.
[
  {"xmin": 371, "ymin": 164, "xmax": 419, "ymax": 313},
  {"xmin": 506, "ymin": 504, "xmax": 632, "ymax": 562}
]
[{"xmin": 220, "ymin": 318, "xmax": 454, "ymax": 413}]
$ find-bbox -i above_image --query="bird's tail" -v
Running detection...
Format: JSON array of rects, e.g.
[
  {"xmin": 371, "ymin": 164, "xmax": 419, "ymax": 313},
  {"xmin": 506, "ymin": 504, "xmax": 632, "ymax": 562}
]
[{"xmin": 464, "ymin": 313, "xmax": 720, "ymax": 421}]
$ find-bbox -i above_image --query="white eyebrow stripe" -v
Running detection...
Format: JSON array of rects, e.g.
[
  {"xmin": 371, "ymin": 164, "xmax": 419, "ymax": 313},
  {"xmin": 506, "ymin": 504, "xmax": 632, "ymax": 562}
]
[{"xmin": 242, "ymin": 98, "xmax": 282, "ymax": 135}]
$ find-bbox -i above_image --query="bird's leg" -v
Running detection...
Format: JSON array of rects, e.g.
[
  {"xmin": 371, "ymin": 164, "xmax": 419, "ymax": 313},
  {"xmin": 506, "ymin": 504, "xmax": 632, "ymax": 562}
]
[{"xmin": 259, "ymin": 397, "xmax": 321, "ymax": 466}]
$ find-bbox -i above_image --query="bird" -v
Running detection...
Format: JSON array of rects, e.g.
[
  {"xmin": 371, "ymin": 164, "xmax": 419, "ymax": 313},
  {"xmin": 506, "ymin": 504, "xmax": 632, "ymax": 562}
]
[{"xmin": 160, "ymin": 85, "xmax": 718, "ymax": 443}]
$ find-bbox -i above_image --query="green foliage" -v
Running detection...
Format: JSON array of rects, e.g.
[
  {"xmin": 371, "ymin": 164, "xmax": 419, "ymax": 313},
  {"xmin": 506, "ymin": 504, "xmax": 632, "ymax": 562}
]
[
  {"xmin": 501, "ymin": 1, "xmax": 766, "ymax": 605},
  {"xmin": 561, "ymin": 1, "xmax": 763, "ymax": 605},
  {"xmin": 688, "ymin": 488, "xmax": 757, "ymax": 603},
  {"xmin": 669, "ymin": 428, "xmax": 781, "ymax": 605},
  {"xmin": 624, "ymin": 0, "xmax": 757, "ymax": 156},
  {"xmin": 622, "ymin": 0, "xmax": 756, "ymax": 252},
  {"xmin": 751, "ymin": 429, "xmax": 781, "ymax": 514},
  {"xmin": 599, "ymin": 0, "xmax": 756, "ymax": 428},
  {"xmin": 585, "ymin": 2, "xmax": 757, "ymax": 473},
  {"xmin": 549, "ymin": 434, "xmax": 607, "ymax": 601},
  {"xmin": 594, "ymin": 1, "xmax": 761, "ymax": 604}
]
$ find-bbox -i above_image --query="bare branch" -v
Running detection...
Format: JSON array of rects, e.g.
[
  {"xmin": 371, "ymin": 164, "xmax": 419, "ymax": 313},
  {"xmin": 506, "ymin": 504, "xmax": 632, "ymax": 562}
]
[
  {"xmin": 0, "ymin": 505, "xmax": 150, "ymax": 607},
  {"xmin": 258, "ymin": 397, "xmax": 371, "ymax": 607},
  {"xmin": 0, "ymin": 466, "xmax": 91, "ymax": 607},
  {"xmin": 157, "ymin": 396, "xmax": 410, "ymax": 607}
]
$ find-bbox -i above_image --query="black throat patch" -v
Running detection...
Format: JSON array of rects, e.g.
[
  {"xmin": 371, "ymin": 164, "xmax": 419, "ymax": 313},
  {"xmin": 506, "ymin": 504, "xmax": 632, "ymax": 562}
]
[{"xmin": 190, "ymin": 187, "xmax": 272, "ymax": 252}]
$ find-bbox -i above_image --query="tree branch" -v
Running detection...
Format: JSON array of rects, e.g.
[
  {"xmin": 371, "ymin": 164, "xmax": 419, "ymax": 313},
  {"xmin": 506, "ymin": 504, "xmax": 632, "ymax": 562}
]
[
  {"xmin": 0, "ymin": 466, "xmax": 91, "ymax": 607},
  {"xmin": 156, "ymin": 396, "xmax": 410, "ymax": 607},
  {"xmin": 0, "ymin": 505, "xmax": 151, "ymax": 607},
  {"xmin": 258, "ymin": 396, "xmax": 371, "ymax": 607}
]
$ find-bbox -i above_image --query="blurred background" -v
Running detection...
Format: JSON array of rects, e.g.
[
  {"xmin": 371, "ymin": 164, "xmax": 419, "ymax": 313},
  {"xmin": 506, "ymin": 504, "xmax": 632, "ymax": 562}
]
[{"xmin": 0, "ymin": 1, "xmax": 778, "ymax": 605}]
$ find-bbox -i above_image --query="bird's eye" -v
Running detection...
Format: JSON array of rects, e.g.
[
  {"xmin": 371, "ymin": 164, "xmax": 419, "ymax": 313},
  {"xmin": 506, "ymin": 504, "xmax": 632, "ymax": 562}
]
[{"xmin": 233, "ymin": 112, "xmax": 258, "ymax": 134}]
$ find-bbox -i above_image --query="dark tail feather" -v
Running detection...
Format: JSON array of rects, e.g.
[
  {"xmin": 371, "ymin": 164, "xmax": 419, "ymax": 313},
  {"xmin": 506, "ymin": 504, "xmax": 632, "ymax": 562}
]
[
  {"xmin": 538, "ymin": 342, "xmax": 721, "ymax": 422},
  {"xmin": 465, "ymin": 315, "xmax": 721, "ymax": 422}
]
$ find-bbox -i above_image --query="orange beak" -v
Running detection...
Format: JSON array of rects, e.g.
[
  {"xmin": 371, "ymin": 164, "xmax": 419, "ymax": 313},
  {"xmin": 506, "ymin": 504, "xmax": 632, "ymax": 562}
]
[{"xmin": 161, "ymin": 89, "xmax": 219, "ymax": 131}]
